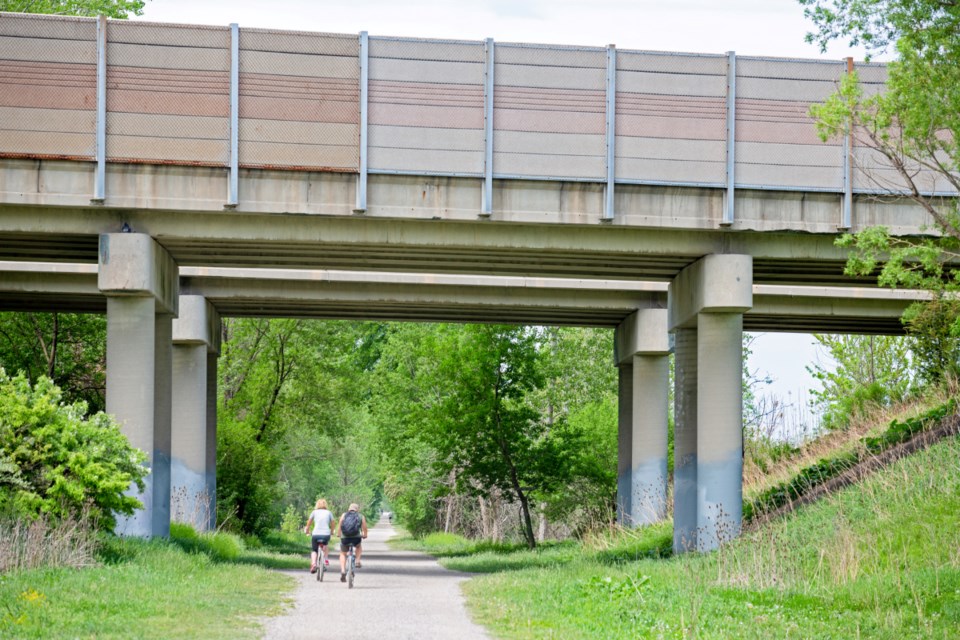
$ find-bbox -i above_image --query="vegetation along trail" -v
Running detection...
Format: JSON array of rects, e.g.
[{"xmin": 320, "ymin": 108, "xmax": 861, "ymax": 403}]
[{"xmin": 261, "ymin": 520, "xmax": 488, "ymax": 639}]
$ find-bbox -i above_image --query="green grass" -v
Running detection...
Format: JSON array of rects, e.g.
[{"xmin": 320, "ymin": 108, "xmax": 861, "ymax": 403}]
[
  {"xmin": 406, "ymin": 435, "xmax": 960, "ymax": 638},
  {"xmin": 0, "ymin": 529, "xmax": 303, "ymax": 639}
]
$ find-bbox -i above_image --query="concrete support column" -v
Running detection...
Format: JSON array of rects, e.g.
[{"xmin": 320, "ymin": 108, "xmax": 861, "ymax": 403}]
[
  {"xmin": 99, "ymin": 233, "xmax": 179, "ymax": 538},
  {"xmin": 669, "ymin": 254, "xmax": 752, "ymax": 553},
  {"xmin": 153, "ymin": 312, "xmax": 173, "ymax": 537},
  {"xmin": 614, "ymin": 309, "xmax": 670, "ymax": 527},
  {"xmin": 206, "ymin": 350, "xmax": 219, "ymax": 531},
  {"xmin": 171, "ymin": 295, "xmax": 221, "ymax": 531},
  {"xmin": 696, "ymin": 312, "xmax": 743, "ymax": 551},
  {"xmin": 616, "ymin": 364, "xmax": 633, "ymax": 524},
  {"xmin": 673, "ymin": 327, "xmax": 698, "ymax": 552},
  {"xmin": 630, "ymin": 353, "xmax": 669, "ymax": 524}
]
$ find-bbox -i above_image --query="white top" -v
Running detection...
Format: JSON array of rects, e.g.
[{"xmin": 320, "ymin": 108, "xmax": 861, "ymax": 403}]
[{"xmin": 309, "ymin": 508, "xmax": 335, "ymax": 535}]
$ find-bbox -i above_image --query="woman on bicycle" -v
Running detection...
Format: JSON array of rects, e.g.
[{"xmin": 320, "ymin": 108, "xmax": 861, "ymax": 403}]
[
  {"xmin": 336, "ymin": 503, "xmax": 368, "ymax": 582},
  {"xmin": 304, "ymin": 498, "xmax": 335, "ymax": 574}
]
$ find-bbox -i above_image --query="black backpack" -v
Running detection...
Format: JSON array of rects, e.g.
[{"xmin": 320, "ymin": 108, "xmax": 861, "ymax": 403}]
[{"xmin": 341, "ymin": 511, "xmax": 362, "ymax": 537}]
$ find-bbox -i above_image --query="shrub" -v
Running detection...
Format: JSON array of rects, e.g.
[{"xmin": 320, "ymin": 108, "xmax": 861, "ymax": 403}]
[
  {"xmin": 170, "ymin": 521, "xmax": 245, "ymax": 562},
  {"xmin": 0, "ymin": 368, "xmax": 148, "ymax": 530},
  {"xmin": 200, "ymin": 532, "xmax": 244, "ymax": 562}
]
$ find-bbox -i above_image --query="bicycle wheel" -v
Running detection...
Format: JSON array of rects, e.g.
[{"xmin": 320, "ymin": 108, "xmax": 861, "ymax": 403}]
[
  {"xmin": 318, "ymin": 551, "xmax": 325, "ymax": 582},
  {"xmin": 348, "ymin": 550, "xmax": 355, "ymax": 589}
]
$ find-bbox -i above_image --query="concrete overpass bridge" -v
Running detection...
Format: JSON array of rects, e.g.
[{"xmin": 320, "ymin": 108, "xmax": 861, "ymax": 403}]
[{"xmin": 0, "ymin": 12, "xmax": 946, "ymax": 552}]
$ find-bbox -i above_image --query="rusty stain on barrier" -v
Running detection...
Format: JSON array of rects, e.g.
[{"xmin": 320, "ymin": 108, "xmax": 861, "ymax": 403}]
[
  {"xmin": 0, "ymin": 153, "xmax": 359, "ymax": 174},
  {"xmin": 0, "ymin": 153, "xmax": 96, "ymax": 162},
  {"xmin": 239, "ymin": 163, "xmax": 356, "ymax": 173}
]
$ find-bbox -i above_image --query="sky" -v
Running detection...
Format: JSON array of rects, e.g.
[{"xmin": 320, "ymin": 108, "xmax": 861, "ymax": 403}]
[
  {"xmin": 133, "ymin": 0, "xmax": 867, "ymax": 433},
  {"xmin": 135, "ymin": 0, "xmax": 873, "ymax": 60}
]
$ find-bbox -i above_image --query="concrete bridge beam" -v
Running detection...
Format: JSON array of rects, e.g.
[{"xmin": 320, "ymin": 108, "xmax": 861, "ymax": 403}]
[
  {"xmin": 614, "ymin": 309, "xmax": 671, "ymax": 527},
  {"xmin": 669, "ymin": 254, "xmax": 752, "ymax": 553},
  {"xmin": 172, "ymin": 295, "xmax": 221, "ymax": 531},
  {"xmin": 99, "ymin": 233, "xmax": 178, "ymax": 538}
]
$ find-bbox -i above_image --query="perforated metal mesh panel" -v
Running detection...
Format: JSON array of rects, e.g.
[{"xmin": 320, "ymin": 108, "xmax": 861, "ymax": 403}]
[
  {"xmin": 494, "ymin": 43, "xmax": 606, "ymax": 180},
  {"xmin": 238, "ymin": 28, "xmax": 359, "ymax": 171},
  {"xmin": 106, "ymin": 21, "xmax": 229, "ymax": 166},
  {"xmin": 368, "ymin": 37, "xmax": 484, "ymax": 176},
  {"xmin": 736, "ymin": 57, "xmax": 846, "ymax": 191},
  {"xmin": 0, "ymin": 14, "xmax": 97, "ymax": 160},
  {"xmin": 615, "ymin": 50, "xmax": 726, "ymax": 185}
]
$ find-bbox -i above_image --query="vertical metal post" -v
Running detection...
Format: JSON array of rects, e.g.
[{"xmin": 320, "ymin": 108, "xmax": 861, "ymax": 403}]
[
  {"xmin": 722, "ymin": 51, "xmax": 736, "ymax": 226},
  {"xmin": 93, "ymin": 15, "xmax": 107, "ymax": 203},
  {"xmin": 227, "ymin": 23, "xmax": 239, "ymax": 208},
  {"xmin": 840, "ymin": 57, "xmax": 854, "ymax": 230},
  {"xmin": 355, "ymin": 31, "xmax": 369, "ymax": 213},
  {"xmin": 481, "ymin": 37, "xmax": 495, "ymax": 217},
  {"xmin": 603, "ymin": 44, "xmax": 617, "ymax": 221}
]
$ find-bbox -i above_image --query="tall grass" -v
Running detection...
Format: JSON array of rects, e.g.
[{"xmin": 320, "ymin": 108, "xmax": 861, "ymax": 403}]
[
  {"xmin": 0, "ymin": 512, "xmax": 99, "ymax": 573},
  {"xmin": 411, "ymin": 432, "xmax": 960, "ymax": 638}
]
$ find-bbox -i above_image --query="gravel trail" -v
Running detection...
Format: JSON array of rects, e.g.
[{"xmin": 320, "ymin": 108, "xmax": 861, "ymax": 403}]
[{"xmin": 261, "ymin": 521, "xmax": 489, "ymax": 639}]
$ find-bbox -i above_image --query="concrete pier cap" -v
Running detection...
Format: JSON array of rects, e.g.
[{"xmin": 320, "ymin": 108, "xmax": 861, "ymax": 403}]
[
  {"xmin": 172, "ymin": 295, "xmax": 221, "ymax": 353},
  {"xmin": 668, "ymin": 254, "xmax": 752, "ymax": 330},
  {"xmin": 98, "ymin": 233, "xmax": 179, "ymax": 315},
  {"xmin": 615, "ymin": 308, "xmax": 672, "ymax": 363}
]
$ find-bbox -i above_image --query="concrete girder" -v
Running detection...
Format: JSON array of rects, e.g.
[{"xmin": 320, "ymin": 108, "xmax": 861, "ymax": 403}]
[
  {"xmin": 0, "ymin": 160, "xmax": 936, "ymax": 286},
  {"xmin": 0, "ymin": 262, "xmax": 920, "ymax": 333}
]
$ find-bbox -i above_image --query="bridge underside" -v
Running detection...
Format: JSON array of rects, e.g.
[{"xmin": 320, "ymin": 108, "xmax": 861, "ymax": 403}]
[
  {"xmin": 0, "ymin": 263, "xmax": 912, "ymax": 334},
  {"xmin": 0, "ymin": 161, "xmax": 922, "ymax": 287}
]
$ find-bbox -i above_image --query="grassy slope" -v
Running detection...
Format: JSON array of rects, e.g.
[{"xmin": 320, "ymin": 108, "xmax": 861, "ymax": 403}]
[
  {"xmin": 0, "ymin": 534, "xmax": 302, "ymax": 639},
  {"xmin": 406, "ymin": 435, "xmax": 960, "ymax": 639}
]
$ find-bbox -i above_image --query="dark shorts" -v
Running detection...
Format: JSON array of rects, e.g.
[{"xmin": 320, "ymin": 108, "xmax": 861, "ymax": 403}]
[
  {"xmin": 340, "ymin": 536, "xmax": 362, "ymax": 552},
  {"xmin": 311, "ymin": 535, "xmax": 331, "ymax": 552}
]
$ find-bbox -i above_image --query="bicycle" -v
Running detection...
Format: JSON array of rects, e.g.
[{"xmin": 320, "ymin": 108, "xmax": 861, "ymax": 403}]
[
  {"xmin": 316, "ymin": 546, "xmax": 328, "ymax": 582},
  {"xmin": 344, "ymin": 542, "xmax": 357, "ymax": 589}
]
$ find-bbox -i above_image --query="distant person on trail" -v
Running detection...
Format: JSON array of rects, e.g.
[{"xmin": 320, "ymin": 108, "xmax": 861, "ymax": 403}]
[
  {"xmin": 336, "ymin": 503, "xmax": 368, "ymax": 582},
  {"xmin": 304, "ymin": 498, "xmax": 335, "ymax": 574}
]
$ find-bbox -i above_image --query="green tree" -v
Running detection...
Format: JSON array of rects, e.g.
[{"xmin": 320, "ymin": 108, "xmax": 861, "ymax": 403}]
[
  {"xmin": 802, "ymin": 0, "xmax": 960, "ymax": 381},
  {"xmin": 807, "ymin": 333, "xmax": 914, "ymax": 429},
  {"xmin": 0, "ymin": 0, "xmax": 147, "ymax": 17},
  {"xmin": 0, "ymin": 368, "xmax": 147, "ymax": 529},
  {"xmin": 216, "ymin": 318, "xmax": 382, "ymax": 533},
  {"xmin": 0, "ymin": 312, "xmax": 106, "ymax": 413}
]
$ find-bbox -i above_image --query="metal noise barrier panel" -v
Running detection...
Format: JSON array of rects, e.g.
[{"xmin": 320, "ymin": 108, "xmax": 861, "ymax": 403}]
[
  {"xmin": 494, "ymin": 42, "xmax": 607, "ymax": 181},
  {"xmin": 238, "ymin": 28, "xmax": 359, "ymax": 172},
  {"xmin": 851, "ymin": 62, "xmax": 951, "ymax": 196},
  {"xmin": 0, "ymin": 13, "xmax": 98, "ymax": 161},
  {"xmin": 368, "ymin": 37, "xmax": 485, "ymax": 177},
  {"xmin": 615, "ymin": 50, "xmax": 727, "ymax": 187},
  {"xmin": 734, "ymin": 56, "xmax": 846, "ymax": 192},
  {"xmin": 5, "ymin": 13, "xmax": 957, "ymax": 201},
  {"xmin": 105, "ymin": 20, "xmax": 230, "ymax": 167}
]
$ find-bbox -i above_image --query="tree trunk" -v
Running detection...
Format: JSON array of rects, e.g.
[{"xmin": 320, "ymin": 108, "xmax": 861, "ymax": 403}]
[
  {"xmin": 478, "ymin": 495, "xmax": 489, "ymax": 539},
  {"xmin": 537, "ymin": 501, "xmax": 547, "ymax": 543},
  {"xmin": 443, "ymin": 470, "xmax": 456, "ymax": 533}
]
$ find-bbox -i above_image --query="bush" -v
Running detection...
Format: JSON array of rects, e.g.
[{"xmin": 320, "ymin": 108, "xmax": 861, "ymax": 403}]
[
  {"xmin": 170, "ymin": 521, "xmax": 245, "ymax": 562},
  {"xmin": 279, "ymin": 504, "xmax": 303, "ymax": 535},
  {"xmin": 0, "ymin": 368, "xmax": 148, "ymax": 530}
]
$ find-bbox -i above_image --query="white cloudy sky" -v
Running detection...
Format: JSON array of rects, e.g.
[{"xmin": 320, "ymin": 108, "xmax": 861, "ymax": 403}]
[
  {"xmin": 135, "ymin": 0, "xmax": 866, "ymax": 430},
  {"xmin": 136, "ymin": 0, "xmax": 873, "ymax": 60}
]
